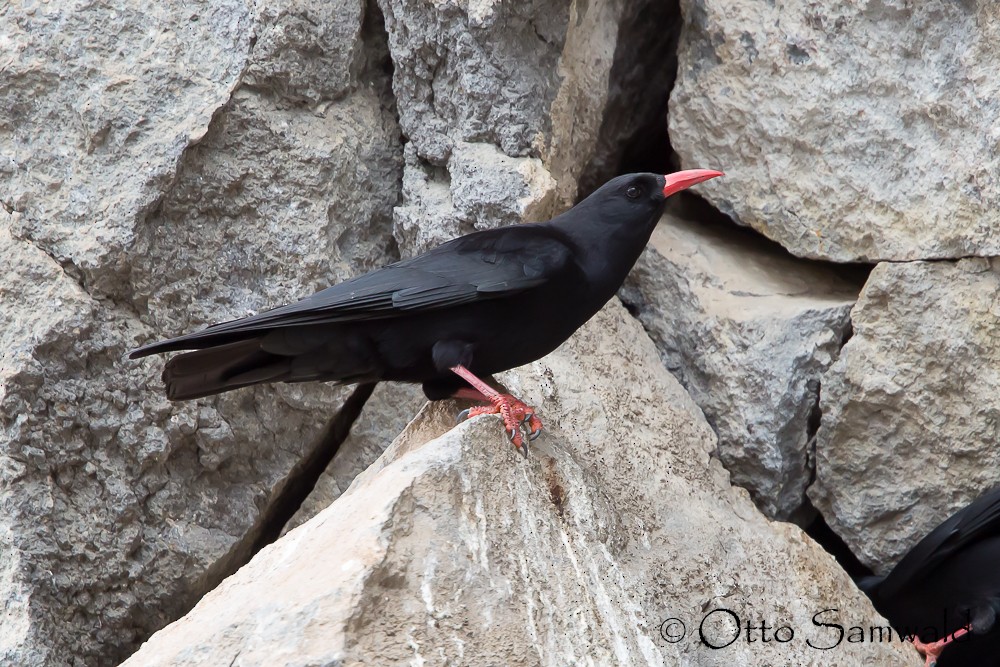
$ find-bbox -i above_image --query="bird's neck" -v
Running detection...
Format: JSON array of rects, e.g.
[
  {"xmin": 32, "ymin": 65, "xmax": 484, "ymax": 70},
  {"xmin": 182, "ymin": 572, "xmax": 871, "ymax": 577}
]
[{"xmin": 550, "ymin": 205, "xmax": 661, "ymax": 296}]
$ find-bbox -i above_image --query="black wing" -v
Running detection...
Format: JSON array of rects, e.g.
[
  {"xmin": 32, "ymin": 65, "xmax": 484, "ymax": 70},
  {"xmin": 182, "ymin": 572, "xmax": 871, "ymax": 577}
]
[
  {"xmin": 879, "ymin": 486, "xmax": 1000, "ymax": 598},
  {"xmin": 130, "ymin": 224, "xmax": 573, "ymax": 358}
]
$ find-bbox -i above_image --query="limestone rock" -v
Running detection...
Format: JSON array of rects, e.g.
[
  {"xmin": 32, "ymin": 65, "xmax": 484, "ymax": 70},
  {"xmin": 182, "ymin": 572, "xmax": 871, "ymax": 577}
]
[
  {"xmin": 622, "ymin": 209, "xmax": 857, "ymax": 519},
  {"xmin": 670, "ymin": 0, "xmax": 1000, "ymax": 262},
  {"xmin": 393, "ymin": 141, "xmax": 557, "ymax": 257},
  {"xmin": 121, "ymin": 304, "xmax": 916, "ymax": 667},
  {"xmin": 382, "ymin": 0, "xmax": 650, "ymax": 255},
  {"xmin": 811, "ymin": 259, "xmax": 1000, "ymax": 572},
  {"xmin": 283, "ymin": 382, "xmax": 427, "ymax": 532},
  {"xmin": 0, "ymin": 2, "xmax": 401, "ymax": 665},
  {"xmin": 2, "ymin": 0, "xmax": 255, "ymax": 297}
]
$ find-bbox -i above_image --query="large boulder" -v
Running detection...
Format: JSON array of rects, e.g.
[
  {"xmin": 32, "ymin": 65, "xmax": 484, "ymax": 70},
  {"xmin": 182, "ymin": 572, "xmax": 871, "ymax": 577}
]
[
  {"xmin": 120, "ymin": 304, "xmax": 916, "ymax": 666},
  {"xmin": 811, "ymin": 259, "xmax": 1000, "ymax": 572},
  {"xmin": 669, "ymin": 0, "xmax": 1000, "ymax": 262},
  {"xmin": 0, "ymin": 1, "xmax": 402, "ymax": 664},
  {"xmin": 381, "ymin": 0, "xmax": 676, "ymax": 256},
  {"xmin": 622, "ymin": 208, "xmax": 857, "ymax": 519}
]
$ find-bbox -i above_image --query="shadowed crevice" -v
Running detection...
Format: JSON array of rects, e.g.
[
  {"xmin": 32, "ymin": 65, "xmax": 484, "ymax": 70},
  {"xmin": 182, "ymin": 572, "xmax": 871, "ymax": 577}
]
[
  {"xmin": 802, "ymin": 499, "xmax": 874, "ymax": 582},
  {"xmin": 250, "ymin": 381, "xmax": 378, "ymax": 552},
  {"xmin": 576, "ymin": 0, "xmax": 682, "ymax": 201}
]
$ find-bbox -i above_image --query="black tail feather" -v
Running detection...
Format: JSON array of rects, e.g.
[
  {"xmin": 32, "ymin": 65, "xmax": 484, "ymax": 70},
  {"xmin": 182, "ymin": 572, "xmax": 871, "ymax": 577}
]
[{"xmin": 161, "ymin": 339, "xmax": 292, "ymax": 401}]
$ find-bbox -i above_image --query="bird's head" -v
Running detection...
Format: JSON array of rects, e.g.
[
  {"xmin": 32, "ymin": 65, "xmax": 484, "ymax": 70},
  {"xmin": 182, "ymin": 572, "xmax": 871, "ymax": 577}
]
[{"xmin": 588, "ymin": 169, "xmax": 723, "ymax": 226}]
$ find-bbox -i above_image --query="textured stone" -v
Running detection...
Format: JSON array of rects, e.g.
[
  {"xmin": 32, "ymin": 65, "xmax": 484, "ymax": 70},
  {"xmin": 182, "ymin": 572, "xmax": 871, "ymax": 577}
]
[
  {"xmin": 810, "ymin": 259, "xmax": 1000, "ymax": 572},
  {"xmin": 382, "ymin": 0, "xmax": 642, "ymax": 255},
  {"xmin": 393, "ymin": 141, "xmax": 557, "ymax": 256},
  {"xmin": 2, "ymin": 0, "xmax": 255, "ymax": 297},
  {"xmin": 670, "ymin": 0, "xmax": 1000, "ymax": 262},
  {"xmin": 622, "ymin": 209, "xmax": 857, "ymax": 519},
  {"xmin": 121, "ymin": 304, "xmax": 917, "ymax": 667},
  {"xmin": 283, "ymin": 382, "xmax": 427, "ymax": 532},
  {"xmin": 0, "ymin": 2, "xmax": 402, "ymax": 665}
]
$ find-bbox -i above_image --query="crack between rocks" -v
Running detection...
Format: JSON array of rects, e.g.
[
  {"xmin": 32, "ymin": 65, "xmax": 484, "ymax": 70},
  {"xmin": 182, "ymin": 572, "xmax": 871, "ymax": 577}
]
[
  {"xmin": 249, "ymin": 381, "xmax": 378, "ymax": 553},
  {"xmin": 11, "ymin": 227, "xmax": 91, "ymax": 296},
  {"xmin": 121, "ymin": 381, "xmax": 379, "ymax": 665}
]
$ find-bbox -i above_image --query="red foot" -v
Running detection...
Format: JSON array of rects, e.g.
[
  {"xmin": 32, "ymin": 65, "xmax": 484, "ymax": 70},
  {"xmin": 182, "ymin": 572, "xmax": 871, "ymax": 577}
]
[
  {"xmin": 912, "ymin": 626, "xmax": 969, "ymax": 667},
  {"xmin": 449, "ymin": 364, "xmax": 543, "ymax": 456},
  {"xmin": 460, "ymin": 394, "xmax": 543, "ymax": 455}
]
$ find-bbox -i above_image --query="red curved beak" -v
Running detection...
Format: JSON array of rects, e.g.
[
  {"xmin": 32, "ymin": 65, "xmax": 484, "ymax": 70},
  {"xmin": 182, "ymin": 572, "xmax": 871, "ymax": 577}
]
[{"xmin": 663, "ymin": 169, "xmax": 724, "ymax": 197}]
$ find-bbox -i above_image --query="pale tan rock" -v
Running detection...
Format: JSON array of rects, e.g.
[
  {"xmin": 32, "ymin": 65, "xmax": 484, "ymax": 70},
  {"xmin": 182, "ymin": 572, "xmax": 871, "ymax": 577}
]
[
  {"xmin": 811, "ymin": 259, "xmax": 1000, "ymax": 572},
  {"xmin": 622, "ymin": 211, "xmax": 857, "ymax": 519},
  {"xmin": 670, "ymin": 0, "xmax": 1000, "ymax": 262},
  {"xmin": 122, "ymin": 304, "xmax": 917, "ymax": 667}
]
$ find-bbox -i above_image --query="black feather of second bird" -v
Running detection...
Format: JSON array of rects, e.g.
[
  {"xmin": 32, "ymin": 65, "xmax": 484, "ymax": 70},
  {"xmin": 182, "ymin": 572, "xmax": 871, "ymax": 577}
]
[
  {"xmin": 129, "ymin": 173, "xmax": 671, "ymax": 401},
  {"xmin": 861, "ymin": 485, "xmax": 1000, "ymax": 666}
]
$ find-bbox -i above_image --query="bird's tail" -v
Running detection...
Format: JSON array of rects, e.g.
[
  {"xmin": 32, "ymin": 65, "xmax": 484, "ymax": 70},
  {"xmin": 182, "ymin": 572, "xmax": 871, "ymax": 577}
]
[{"xmin": 160, "ymin": 339, "xmax": 294, "ymax": 401}]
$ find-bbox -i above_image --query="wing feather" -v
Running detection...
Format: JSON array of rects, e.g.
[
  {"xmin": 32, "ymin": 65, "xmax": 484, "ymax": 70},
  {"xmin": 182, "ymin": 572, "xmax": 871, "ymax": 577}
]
[{"xmin": 130, "ymin": 225, "xmax": 573, "ymax": 358}]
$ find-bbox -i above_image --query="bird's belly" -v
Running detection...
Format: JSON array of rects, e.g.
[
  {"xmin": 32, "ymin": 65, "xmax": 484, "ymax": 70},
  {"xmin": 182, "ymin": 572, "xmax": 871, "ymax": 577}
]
[{"xmin": 369, "ymin": 284, "xmax": 602, "ymax": 382}]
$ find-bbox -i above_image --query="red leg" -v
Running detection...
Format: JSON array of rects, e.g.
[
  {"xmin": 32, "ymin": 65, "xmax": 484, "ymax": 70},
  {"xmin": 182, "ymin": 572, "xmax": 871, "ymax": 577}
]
[
  {"xmin": 450, "ymin": 365, "xmax": 543, "ymax": 455},
  {"xmin": 451, "ymin": 387, "xmax": 490, "ymax": 402},
  {"xmin": 912, "ymin": 626, "xmax": 969, "ymax": 667}
]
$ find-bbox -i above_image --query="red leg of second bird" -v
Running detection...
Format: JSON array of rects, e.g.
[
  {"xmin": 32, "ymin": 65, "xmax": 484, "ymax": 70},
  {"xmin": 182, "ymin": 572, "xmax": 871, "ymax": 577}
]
[
  {"xmin": 912, "ymin": 626, "xmax": 969, "ymax": 667},
  {"xmin": 450, "ymin": 365, "xmax": 542, "ymax": 455}
]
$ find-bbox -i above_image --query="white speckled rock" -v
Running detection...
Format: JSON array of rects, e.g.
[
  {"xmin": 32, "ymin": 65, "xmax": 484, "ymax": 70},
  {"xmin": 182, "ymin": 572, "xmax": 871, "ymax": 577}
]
[
  {"xmin": 811, "ymin": 259, "xmax": 1000, "ymax": 572},
  {"xmin": 120, "ymin": 304, "xmax": 917, "ymax": 667},
  {"xmin": 622, "ymin": 210, "xmax": 856, "ymax": 519},
  {"xmin": 670, "ymin": 0, "xmax": 1000, "ymax": 262}
]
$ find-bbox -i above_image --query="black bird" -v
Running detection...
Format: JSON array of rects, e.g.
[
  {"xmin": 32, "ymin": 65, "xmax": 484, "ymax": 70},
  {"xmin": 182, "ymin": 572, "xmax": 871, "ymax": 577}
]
[
  {"xmin": 861, "ymin": 485, "xmax": 1000, "ymax": 666},
  {"xmin": 130, "ymin": 169, "xmax": 722, "ymax": 453}
]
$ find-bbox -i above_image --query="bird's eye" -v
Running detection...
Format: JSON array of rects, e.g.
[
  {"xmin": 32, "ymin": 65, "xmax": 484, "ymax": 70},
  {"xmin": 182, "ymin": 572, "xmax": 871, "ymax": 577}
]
[{"xmin": 626, "ymin": 185, "xmax": 641, "ymax": 199}]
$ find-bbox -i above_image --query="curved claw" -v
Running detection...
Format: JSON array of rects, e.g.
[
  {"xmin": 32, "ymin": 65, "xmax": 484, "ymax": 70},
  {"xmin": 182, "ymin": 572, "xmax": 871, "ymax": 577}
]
[
  {"xmin": 456, "ymin": 408, "xmax": 471, "ymax": 424},
  {"xmin": 518, "ymin": 438, "xmax": 529, "ymax": 459},
  {"xmin": 521, "ymin": 412, "xmax": 542, "ymax": 441}
]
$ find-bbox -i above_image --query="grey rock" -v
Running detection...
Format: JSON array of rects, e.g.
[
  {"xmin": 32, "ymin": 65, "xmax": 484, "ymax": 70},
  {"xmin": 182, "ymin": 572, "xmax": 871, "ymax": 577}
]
[
  {"xmin": 622, "ymin": 210, "xmax": 857, "ymax": 519},
  {"xmin": 2, "ymin": 0, "xmax": 255, "ymax": 297},
  {"xmin": 282, "ymin": 382, "xmax": 427, "ymax": 533},
  {"xmin": 393, "ymin": 141, "xmax": 557, "ymax": 256},
  {"xmin": 383, "ymin": 0, "xmax": 646, "ymax": 256},
  {"xmin": 0, "ymin": 1, "xmax": 402, "ymax": 665},
  {"xmin": 244, "ymin": 0, "xmax": 365, "ymax": 102},
  {"xmin": 376, "ymin": 0, "xmax": 567, "ymax": 165},
  {"xmin": 670, "ymin": 0, "xmax": 1000, "ymax": 262},
  {"xmin": 120, "ymin": 303, "xmax": 917, "ymax": 667},
  {"xmin": 811, "ymin": 259, "xmax": 1000, "ymax": 572}
]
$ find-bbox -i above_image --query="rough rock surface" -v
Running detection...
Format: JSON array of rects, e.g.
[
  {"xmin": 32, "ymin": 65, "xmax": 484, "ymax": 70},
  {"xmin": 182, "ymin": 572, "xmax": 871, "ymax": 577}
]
[
  {"xmin": 622, "ymin": 208, "xmax": 857, "ymax": 519},
  {"xmin": 393, "ymin": 141, "xmax": 557, "ymax": 257},
  {"xmin": 811, "ymin": 259, "xmax": 1000, "ymax": 572},
  {"xmin": 0, "ymin": 1, "xmax": 402, "ymax": 665},
  {"xmin": 670, "ymin": 0, "xmax": 1000, "ymax": 262},
  {"xmin": 382, "ymin": 0, "xmax": 659, "ymax": 255},
  {"xmin": 283, "ymin": 382, "xmax": 427, "ymax": 532},
  {"xmin": 121, "ymin": 304, "xmax": 917, "ymax": 667}
]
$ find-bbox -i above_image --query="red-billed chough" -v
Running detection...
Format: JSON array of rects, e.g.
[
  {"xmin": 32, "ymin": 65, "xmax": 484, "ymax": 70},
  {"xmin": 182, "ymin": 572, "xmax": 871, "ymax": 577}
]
[
  {"xmin": 860, "ymin": 485, "xmax": 1000, "ymax": 666},
  {"xmin": 130, "ymin": 169, "xmax": 722, "ymax": 454}
]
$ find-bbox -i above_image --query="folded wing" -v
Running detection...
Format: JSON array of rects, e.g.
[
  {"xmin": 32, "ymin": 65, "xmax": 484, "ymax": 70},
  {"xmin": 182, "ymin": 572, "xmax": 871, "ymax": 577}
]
[{"xmin": 130, "ymin": 225, "xmax": 573, "ymax": 358}]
